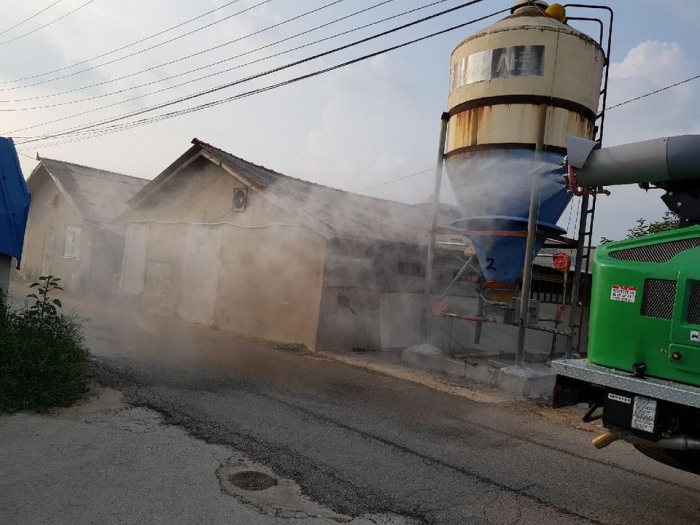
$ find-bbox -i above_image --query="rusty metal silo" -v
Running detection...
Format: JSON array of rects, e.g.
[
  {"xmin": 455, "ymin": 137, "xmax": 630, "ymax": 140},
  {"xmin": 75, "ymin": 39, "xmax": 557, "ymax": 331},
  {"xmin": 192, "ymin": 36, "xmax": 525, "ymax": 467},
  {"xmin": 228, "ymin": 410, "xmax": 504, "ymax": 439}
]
[{"xmin": 445, "ymin": 1, "xmax": 604, "ymax": 289}]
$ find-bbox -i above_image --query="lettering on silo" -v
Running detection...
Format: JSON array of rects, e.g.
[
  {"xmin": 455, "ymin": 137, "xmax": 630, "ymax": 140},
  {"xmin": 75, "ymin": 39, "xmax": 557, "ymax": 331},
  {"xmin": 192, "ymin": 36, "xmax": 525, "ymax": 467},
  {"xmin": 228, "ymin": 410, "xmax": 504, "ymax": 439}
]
[{"xmin": 449, "ymin": 45, "xmax": 545, "ymax": 92}]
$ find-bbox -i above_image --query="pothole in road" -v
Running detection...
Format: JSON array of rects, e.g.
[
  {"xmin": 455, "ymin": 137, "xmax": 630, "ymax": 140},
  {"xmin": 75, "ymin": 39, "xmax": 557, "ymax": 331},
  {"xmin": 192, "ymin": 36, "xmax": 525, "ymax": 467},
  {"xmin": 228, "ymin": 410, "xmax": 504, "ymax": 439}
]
[
  {"xmin": 229, "ymin": 470, "xmax": 278, "ymax": 491},
  {"xmin": 217, "ymin": 454, "xmax": 420, "ymax": 524},
  {"xmin": 218, "ymin": 454, "xmax": 351, "ymax": 522}
]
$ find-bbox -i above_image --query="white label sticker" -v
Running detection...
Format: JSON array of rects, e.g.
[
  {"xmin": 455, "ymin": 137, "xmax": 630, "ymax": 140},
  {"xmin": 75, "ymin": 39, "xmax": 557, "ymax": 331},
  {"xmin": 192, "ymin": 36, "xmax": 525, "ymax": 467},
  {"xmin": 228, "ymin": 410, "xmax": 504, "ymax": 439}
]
[
  {"xmin": 611, "ymin": 285, "xmax": 637, "ymax": 303},
  {"xmin": 608, "ymin": 393, "xmax": 631, "ymax": 404},
  {"xmin": 631, "ymin": 396, "xmax": 657, "ymax": 433},
  {"xmin": 691, "ymin": 330, "xmax": 700, "ymax": 342}
]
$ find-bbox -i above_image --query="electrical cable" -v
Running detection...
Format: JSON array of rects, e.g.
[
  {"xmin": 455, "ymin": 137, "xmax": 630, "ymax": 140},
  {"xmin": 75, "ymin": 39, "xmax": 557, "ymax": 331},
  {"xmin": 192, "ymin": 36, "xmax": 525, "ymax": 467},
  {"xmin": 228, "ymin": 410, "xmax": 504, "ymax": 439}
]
[
  {"xmin": 1, "ymin": 0, "xmax": 246, "ymax": 84},
  {"xmin": 0, "ymin": 0, "xmax": 67, "ymax": 38},
  {"xmin": 572, "ymin": 196, "xmax": 581, "ymax": 239},
  {"xmin": 1, "ymin": 0, "xmax": 407, "ymax": 111},
  {"xmin": 17, "ymin": 151, "xmax": 37, "ymax": 160},
  {"xmin": 356, "ymin": 167, "xmax": 436, "ymax": 193},
  {"xmin": 0, "ymin": 0, "xmax": 331, "ymax": 92},
  {"xmin": 0, "ymin": 0, "xmax": 372, "ymax": 105},
  {"xmin": 6, "ymin": 1, "xmax": 460, "ymax": 134},
  {"xmin": 564, "ymin": 197, "xmax": 575, "ymax": 235},
  {"xmin": 606, "ymin": 73, "xmax": 700, "ymax": 110},
  {"xmin": 0, "ymin": 0, "xmax": 97, "ymax": 47},
  {"xmin": 360, "ymin": 71, "xmax": 700, "ymax": 232},
  {"xmin": 15, "ymin": 0, "xmax": 501, "ymax": 144},
  {"xmin": 18, "ymin": 4, "xmax": 510, "ymax": 147}
]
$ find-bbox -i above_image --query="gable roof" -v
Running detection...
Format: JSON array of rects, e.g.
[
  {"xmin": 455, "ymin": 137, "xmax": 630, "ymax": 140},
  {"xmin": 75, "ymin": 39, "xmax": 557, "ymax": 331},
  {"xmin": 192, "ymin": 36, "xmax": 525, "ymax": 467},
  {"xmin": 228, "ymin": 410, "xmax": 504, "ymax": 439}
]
[
  {"xmin": 36, "ymin": 158, "xmax": 148, "ymax": 223},
  {"xmin": 128, "ymin": 138, "xmax": 464, "ymax": 247}
]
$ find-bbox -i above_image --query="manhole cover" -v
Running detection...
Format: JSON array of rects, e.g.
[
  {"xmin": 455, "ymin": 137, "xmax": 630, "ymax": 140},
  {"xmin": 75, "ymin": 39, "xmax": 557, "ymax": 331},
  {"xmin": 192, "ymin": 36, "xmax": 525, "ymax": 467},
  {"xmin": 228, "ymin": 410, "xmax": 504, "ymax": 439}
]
[{"xmin": 229, "ymin": 470, "xmax": 278, "ymax": 491}]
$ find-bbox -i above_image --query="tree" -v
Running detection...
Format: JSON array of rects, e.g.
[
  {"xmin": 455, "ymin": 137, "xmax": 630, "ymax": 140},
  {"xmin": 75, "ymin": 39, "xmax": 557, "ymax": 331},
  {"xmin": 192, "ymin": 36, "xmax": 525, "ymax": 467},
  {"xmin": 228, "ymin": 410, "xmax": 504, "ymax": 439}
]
[{"xmin": 600, "ymin": 211, "xmax": 679, "ymax": 244}]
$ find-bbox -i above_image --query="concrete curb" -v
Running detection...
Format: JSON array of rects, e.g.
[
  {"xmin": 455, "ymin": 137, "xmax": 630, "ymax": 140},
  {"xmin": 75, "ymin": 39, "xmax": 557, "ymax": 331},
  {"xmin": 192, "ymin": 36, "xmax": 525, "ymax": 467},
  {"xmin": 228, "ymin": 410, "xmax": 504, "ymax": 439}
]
[
  {"xmin": 317, "ymin": 352, "xmax": 514, "ymax": 405},
  {"xmin": 401, "ymin": 346, "xmax": 556, "ymax": 399},
  {"xmin": 319, "ymin": 347, "xmax": 555, "ymax": 401}
]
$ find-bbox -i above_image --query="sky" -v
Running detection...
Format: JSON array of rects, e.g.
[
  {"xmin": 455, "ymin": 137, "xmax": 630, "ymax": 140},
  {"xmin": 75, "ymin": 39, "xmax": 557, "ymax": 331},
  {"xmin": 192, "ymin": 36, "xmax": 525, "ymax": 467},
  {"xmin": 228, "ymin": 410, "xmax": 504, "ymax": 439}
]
[{"xmin": 1, "ymin": 0, "xmax": 698, "ymax": 242}]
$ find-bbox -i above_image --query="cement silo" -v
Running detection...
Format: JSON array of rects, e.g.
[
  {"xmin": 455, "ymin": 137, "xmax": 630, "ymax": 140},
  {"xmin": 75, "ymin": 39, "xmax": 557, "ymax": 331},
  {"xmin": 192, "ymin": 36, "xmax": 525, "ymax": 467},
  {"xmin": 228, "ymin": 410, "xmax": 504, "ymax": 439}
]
[{"xmin": 445, "ymin": 1, "xmax": 604, "ymax": 289}]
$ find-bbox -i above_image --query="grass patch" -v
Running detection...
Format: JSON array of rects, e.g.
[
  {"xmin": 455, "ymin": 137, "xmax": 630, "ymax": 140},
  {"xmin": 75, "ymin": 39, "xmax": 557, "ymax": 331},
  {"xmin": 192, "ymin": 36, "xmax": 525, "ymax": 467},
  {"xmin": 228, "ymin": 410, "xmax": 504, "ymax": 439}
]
[
  {"xmin": 274, "ymin": 342, "xmax": 308, "ymax": 352},
  {"xmin": 0, "ymin": 276, "xmax": 89, "ymax": 413}
]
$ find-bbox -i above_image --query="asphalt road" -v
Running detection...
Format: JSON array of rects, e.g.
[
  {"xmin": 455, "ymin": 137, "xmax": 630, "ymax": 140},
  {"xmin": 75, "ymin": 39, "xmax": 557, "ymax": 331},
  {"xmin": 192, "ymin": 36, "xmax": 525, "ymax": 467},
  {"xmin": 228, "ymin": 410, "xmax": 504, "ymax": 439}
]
[{"xmin": 65, "ymin": 297, "xmax": 700, "ymax": 525}]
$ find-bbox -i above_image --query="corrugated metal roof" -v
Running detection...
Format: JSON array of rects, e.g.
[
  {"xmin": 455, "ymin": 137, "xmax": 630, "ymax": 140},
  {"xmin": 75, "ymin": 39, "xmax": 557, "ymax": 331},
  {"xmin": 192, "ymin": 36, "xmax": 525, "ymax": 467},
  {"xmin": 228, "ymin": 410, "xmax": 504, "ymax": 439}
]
[
  {"xmin": 39, "ymin": 158, "xmax": 148, "ymax": 223},
  {"xmin": 0, "ymin": 137, "xmax": 30, "ymax": 260},
  {"xmin": 193, "ymin": 139, "xmax": 461, "ymax": 246}
]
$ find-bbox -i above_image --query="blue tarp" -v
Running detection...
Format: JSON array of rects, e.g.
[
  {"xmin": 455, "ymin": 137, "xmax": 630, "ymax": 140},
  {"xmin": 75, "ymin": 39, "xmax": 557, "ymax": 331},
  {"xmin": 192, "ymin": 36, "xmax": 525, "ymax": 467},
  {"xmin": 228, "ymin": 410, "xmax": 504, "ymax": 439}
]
[{"xmin": 0, "ymin": 137, "xmax": 30, "ymax": 263}]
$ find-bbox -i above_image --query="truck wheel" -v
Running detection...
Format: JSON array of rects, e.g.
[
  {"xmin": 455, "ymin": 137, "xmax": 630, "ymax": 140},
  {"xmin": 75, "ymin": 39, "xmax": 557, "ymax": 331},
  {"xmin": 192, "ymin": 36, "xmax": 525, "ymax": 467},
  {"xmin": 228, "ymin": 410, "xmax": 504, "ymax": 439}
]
[{"xmin": 634, "ymin": 444, "xmax": 700, "ymax": 475}]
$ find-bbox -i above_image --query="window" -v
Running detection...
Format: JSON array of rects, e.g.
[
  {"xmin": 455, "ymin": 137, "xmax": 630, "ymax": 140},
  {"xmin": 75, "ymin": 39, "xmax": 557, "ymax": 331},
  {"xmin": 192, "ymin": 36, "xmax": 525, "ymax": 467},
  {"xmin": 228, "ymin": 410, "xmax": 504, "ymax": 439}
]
[{"xmin": 63, "ymin": 226, "xmax": 82, "ymax": 258}]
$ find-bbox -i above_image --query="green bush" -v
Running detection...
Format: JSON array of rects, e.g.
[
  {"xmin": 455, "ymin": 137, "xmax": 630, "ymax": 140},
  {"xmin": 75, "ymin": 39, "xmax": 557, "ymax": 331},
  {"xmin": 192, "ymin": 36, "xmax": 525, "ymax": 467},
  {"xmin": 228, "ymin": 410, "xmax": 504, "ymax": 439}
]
[{"xmin": 0, "ymin": 276, "xmax": 89, "ymax": 413}]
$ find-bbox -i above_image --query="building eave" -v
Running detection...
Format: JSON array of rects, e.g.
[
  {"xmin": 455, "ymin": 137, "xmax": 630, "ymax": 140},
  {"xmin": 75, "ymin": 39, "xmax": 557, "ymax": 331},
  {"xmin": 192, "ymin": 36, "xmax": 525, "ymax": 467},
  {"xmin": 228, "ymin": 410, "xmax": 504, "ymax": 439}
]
[{"xmin": 31, "ymin": 162, "xmax": 84, "ymax": 223}]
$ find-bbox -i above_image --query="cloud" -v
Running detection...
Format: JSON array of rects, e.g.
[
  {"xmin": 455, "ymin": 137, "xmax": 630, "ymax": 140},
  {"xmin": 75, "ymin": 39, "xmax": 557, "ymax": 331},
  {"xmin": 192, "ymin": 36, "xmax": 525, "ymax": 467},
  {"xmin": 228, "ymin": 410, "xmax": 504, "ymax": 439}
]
[
  {"xmin": 610, "ymin": 41, "xmax": 686, "ymax": 79},
  {"xmin": 605, "ymin": 40, "xmax": 699, "ymax": 144},
  {"xmin": 591, "ymin": 40, "xmax": 700, "ymax": 241}
]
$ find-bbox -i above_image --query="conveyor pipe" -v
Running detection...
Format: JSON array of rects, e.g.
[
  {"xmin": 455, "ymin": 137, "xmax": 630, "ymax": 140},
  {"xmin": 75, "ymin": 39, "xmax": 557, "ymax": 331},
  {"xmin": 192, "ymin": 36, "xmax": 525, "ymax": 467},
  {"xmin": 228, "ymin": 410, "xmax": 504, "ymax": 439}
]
[{"xmin": 569, "ymin": 135, "xmax": 700, "ymax": 188}]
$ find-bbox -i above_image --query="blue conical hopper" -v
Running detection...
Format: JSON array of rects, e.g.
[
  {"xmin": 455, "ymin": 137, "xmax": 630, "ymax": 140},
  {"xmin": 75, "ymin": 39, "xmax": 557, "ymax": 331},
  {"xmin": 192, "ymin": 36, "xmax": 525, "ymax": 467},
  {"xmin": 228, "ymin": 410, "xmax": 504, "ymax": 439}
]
[{"xmin": 446, "ymin": 149, "xmax": 571, "ymax": 288}]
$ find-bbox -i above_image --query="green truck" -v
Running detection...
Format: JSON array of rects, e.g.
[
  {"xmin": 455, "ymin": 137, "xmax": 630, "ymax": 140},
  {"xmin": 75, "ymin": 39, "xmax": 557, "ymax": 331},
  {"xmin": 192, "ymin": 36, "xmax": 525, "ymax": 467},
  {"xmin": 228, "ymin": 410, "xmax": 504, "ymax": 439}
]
[{"xmin": 553, "ymin": 135, "xmax": 700, "ymax": 474}]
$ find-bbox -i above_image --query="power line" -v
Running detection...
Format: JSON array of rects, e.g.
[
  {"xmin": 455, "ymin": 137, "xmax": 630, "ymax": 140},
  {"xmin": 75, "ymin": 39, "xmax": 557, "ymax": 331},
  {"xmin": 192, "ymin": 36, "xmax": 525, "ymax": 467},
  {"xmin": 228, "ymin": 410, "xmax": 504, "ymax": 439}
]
[
  {"xmin": 1, "ymin": 0, "xmax": 276, "ymax": 90},
  {"xmin": 17, "ymin": 0, "xmax": 498, "ymax": 144},
  {"xmin": 1, "ymin": 0, "xmax": 246, "ymax": 84},
  {"xmin": 17, "ymin": 13, "xmax": 698, "ymax": 155},
  {"xmin": 357, "ymin": 168, "xmax": 435, "ymax": 193},
  {"xmin": 0, "ymin": 0, "xmax": 97, "ymax": 47},
  {"xmin": 1, "ymin": 0, "xmax": 407, "ymax": 110},
  {"xmin": 1, "ymin": 0, "xmax": 356, "ymax": 106},
  {"xmin": 17, "ymin": 2, "xmax": 506, "ymax": 148},
  {"xmin": 0, "ymin": 0, "xmax": 67, "ymax": 38},
  {"xmin": 6, "ymin": 0, "xmax": 456, "ymax": 133},
  {"xmin": 22, "ymin": 5, "xmax": 504, "ymax": 147},
  {"xmin": 7, "ymin": 2, "xmax": 387, "ymax": 130},
  {"xmin": 606, "ymin": 73, "xmax": 700, "ymax": 110},
  {"xmin": 347, "ymin": 71, "xmax": 700, "ymax": 196},
  {"xmin": 17, "ymin": 150, "xmax": 37, "ymax": 160}
]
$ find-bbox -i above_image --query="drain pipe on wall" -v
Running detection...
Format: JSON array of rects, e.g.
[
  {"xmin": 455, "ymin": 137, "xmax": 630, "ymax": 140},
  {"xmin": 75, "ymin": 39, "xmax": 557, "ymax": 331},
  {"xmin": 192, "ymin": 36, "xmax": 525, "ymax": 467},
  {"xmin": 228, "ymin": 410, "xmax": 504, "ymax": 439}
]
[{"xmin": 421, "ymin": 112, "xmax": 450, "ymax": 344}]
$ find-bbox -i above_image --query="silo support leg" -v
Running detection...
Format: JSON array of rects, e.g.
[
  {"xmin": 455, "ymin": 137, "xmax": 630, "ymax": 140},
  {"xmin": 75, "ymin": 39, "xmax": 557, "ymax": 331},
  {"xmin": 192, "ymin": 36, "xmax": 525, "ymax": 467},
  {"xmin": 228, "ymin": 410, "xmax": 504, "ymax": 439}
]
[{"xmin": 516, "ymin": 104, "xmax": 548, "ymax": 367}]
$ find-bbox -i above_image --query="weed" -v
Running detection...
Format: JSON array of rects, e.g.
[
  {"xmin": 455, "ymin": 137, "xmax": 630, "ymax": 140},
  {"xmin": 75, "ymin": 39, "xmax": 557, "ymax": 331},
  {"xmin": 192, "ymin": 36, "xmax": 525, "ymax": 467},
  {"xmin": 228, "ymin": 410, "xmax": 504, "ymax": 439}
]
[
  {"xmin": 26, "ymin": 275, "xmax": 63, "ymax": 320},
  {"xmin": 274, "ymin": 342, "xmax": 308, "ymax": 352},
  {"xmin": 0, "ymin": 276, "xmax": 89, "ymax": 413}
]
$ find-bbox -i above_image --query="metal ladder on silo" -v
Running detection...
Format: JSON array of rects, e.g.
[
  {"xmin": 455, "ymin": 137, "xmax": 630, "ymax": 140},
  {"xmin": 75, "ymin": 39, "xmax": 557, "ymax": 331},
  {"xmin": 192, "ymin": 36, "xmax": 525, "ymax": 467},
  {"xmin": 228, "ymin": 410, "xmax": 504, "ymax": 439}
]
[{"xmin": 566, "ymin": 4, "xmax": 614, "ymax": 356}]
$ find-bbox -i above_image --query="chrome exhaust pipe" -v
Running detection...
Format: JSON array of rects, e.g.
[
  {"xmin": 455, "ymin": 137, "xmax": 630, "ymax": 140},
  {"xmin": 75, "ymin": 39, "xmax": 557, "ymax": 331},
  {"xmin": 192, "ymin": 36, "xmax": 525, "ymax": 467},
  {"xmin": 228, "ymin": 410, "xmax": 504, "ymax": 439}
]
[
  {"xmin": 592, "ymin": 431, "xmax": 620, "ymax": 449},
  {"xmin": 592, "ymin": 431, "xmax": 700, "ymax": 451}
]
